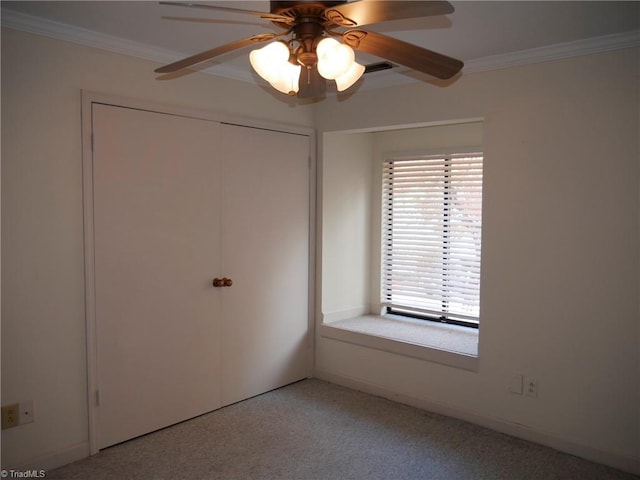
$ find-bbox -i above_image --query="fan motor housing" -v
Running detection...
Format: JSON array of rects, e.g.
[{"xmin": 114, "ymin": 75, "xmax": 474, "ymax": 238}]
[{"xmin": 270, "ymin": 1, "xmax": 346, "ymax": 14}]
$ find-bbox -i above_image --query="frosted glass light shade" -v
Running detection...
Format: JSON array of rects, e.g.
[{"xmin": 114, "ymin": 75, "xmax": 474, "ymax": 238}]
[
  {"xmin": 316, "ymin": 37, "xmax": 355, "ymax": 80},
  {"xmin": 270, "ymin": 61, "xmax": 302, "ymax": 95},
  {"xmin": 249, "ymin": 41, "xmax": 290, "ymax": 83},
  {"xmin": 316, "ymin": 37, "xmax": 339, "ymax": 58},
  {"xmin": 335, "ymin": 61, "xmax": 365, "ymax": 91}
]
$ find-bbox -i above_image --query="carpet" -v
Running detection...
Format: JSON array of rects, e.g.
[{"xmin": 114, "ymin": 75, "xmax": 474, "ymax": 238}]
[{"xmin": 47, "ymin": 379, "xmax": 637, "ymax": 479}]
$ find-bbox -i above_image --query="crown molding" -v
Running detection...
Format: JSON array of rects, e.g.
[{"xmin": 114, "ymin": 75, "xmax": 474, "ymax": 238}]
[
  {"xmin": 464, "ymin": 29, "xmax": 640, "ymax": 73},
  {"xmin": 0, "ymin": 9, "xmax": 258, "ymax": 84},
  {"xmin": 2, "ymin": 8, "xmax": 639, "ymax": 88},
  {"xmin": 2, "ymin": 9, "xmax": 178, "ymax": 65}
]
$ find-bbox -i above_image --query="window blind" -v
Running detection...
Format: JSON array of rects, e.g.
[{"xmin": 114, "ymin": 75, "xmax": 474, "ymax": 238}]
[{"xmin": 382, "ymin": 152, "xmax": 483, "ymax": 325}]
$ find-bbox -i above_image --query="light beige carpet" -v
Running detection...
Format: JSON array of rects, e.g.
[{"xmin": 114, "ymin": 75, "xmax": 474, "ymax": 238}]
[{"xmin": 48, "ymin": 379, "xmax": 637, "ymax": 479}]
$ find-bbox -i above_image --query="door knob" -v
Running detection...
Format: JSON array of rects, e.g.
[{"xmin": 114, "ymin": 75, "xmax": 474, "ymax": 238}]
[{"xmin": 213, "ymin": 277, "xmax": 233, "ymax": 288}]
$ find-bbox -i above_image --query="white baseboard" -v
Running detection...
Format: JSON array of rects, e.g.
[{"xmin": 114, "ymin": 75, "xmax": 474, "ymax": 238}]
[
  {"xmin": 9, "ymin": 442, "xmax": 90, "ymax": 473},
  {"xmin": 314, "ymin": 368, "xmax": 640, "ymax": 477}
]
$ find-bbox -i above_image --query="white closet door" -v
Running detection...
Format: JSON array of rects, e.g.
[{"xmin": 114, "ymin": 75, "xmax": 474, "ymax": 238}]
[
  {"xmin": 92, "ymin": 104, "xmax": 222, "ymax": 449},
  {"xmin": 220, "ymin": 124, "xmax": 311, "ymax": 405}
]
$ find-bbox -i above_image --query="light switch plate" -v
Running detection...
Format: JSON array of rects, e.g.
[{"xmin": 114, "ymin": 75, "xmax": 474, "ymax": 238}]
[{"xmin": 509, "ymin": 374, "xmax": 523, "ymax": 394}]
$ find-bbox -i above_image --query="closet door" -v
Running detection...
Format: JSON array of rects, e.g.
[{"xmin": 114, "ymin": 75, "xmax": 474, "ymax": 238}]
[
  {"xmin": 92, "ymin": 104, "xmax": 222, "ymax": 449},
  {"xmin": 220, "ymin": 124, "xmax": 311, "ymax": 405}
]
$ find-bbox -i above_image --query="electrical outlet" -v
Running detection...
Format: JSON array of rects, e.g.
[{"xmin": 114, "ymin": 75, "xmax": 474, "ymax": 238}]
[
  {"xmin": 2, "ymin": 404, "xmax": 20, "ymax": 429},
  {"xmin": 20, "ymin": 400, "xmax": 34, "ymax": 425},
  {"xmin": 525, "ymin": 377, "xmax": 538, "ymax": 398}
]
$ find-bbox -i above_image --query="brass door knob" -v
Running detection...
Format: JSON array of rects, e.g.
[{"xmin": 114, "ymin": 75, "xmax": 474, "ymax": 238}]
[{"xmin": 213, "ymin": 277, "xmax": 233, "ymax": 288}]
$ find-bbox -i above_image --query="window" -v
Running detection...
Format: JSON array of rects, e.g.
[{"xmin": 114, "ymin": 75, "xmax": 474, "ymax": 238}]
[{"xmin": 382, "ymin": 151, "xmax": 483, "ymax": 328}]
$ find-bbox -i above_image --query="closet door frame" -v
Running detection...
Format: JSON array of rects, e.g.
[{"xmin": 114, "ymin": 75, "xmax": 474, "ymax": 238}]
[{"xmin": 81, "ymin": 91, "xmax": 316, "ymax": 455}]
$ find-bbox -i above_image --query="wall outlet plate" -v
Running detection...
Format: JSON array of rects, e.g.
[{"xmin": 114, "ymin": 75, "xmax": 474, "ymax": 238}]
[
  {"xmin": 525, "ymin": 377, "xmax": 538, "ymax": 398},
  {"xmin": 1, "ymin": 404, "xmax": 20, "ymax": 429}
]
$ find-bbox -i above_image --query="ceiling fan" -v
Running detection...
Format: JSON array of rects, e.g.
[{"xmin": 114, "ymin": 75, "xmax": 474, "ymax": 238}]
[{"xmin": 156, "ymin": 1, "xmax": 464, "ymax": 98}]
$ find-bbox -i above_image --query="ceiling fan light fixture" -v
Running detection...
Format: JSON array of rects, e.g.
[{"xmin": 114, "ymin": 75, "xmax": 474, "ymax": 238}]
[
  {"xmin": 157, "ymin": 1, "xmax": 465, "ymax": 99},
  {"xmin": 334, "ymin": 61, "xmax": 365, "ymax": 91},
  {"xmin": 249, "ymin": 41, "xmax": 290, "ymax": 84},
  {"xmin": 316, "ymin": 37, "xmax": 356, "ymax": 80}
]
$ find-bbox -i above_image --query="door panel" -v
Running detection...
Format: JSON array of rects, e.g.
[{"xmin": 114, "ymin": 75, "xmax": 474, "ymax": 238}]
[
  {"xmin": 220, "ymin": 124, "xmax": 311, "ymax": 405},
  {"xmin": 93, "ymin": 105, "xmax": 222, "ymax": 449}
]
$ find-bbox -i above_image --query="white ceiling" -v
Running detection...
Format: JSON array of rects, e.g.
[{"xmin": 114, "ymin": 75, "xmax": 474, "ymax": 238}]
[{"xmin": 2, "ymin": 1, "xmax": 639, "ymax": 90}]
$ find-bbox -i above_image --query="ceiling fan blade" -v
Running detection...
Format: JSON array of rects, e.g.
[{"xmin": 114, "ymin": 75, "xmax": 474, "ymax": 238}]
[
  {"xmin": 364, "ymin": 61, "xmax": 394, "ymax": 74},
  {"xmin": 161, "ymin": 16, "xmax": 266, "ymax": 27},
  {"xmin": 155, "ymin": 33, "xmax": 282, "ymax": 74},
  {"xmin": 298, "ymin": 65, "xmax": 326, "ymax": 99},
  {"xmin": 325, "ymin": 1, "xmax": 453, "ymax": 27},
  {"xmin": 160, "ymin": 2, "xmax": 294, "ymax": 24},
  {"xmin": 343, "ymin": 30, "xmax": 463, "ymax": 79}
]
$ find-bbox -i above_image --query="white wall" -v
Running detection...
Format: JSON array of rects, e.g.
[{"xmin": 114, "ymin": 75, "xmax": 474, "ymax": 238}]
[
  {"xmin": 0, "ymin": 27, "xmax": 314, "ymax": 469},
  {"xmin": 316, "ymin": 48, "xmax": 640, "ymax": 473},
  {"xmin": 321, "ymin": 132, "xmax": 373, "ymax": 317}
]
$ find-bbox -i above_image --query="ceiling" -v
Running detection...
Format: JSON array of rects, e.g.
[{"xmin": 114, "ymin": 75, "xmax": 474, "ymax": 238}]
[{"xmin": 2, "ymin": 1, "xmax": 639, "ymax": 91}]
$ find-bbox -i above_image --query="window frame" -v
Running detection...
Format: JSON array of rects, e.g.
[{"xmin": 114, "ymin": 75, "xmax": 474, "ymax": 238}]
[{"xmin": 379, "ymin": 147, "xmax": 484, "ymax": 330}]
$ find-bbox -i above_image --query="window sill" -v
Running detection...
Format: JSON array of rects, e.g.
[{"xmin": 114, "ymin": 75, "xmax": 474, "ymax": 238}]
[{"xmin": 319, "ymin": 314, "xmax": 478, "ymax": 372}]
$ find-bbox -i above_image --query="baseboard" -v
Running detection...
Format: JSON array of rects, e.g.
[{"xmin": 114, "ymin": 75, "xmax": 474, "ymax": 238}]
[
  {"xmin": 314, "ymin": 368, "xmax": 640, "ymax": 476},
  {"xmin": 8, "ymin": 442, "xmax": 90, "ymax": 473}
]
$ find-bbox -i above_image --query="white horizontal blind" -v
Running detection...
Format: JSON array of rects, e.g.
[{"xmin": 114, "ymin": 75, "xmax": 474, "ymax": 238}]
[{"xmin": 382, "ymin": 152, "xmax": 483, "ymax": 324}]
